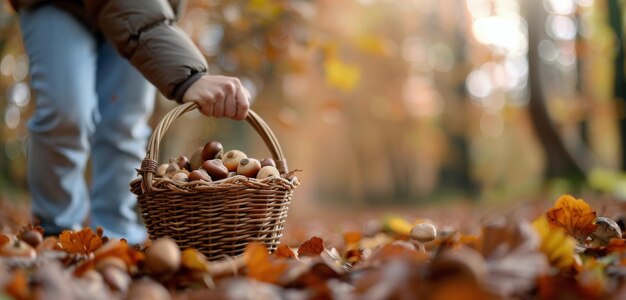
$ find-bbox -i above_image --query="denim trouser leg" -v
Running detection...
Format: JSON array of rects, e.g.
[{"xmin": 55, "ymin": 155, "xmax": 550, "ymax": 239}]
[
  {"xmin": 20, "ymin": 6, "xmax": 98, "ymax": 233},
  {"xmin": 90, "ymin": 42, "xmax": 155, "ymax": 244},
  {"xmin": 19, "ymin": 6, "xmax": 156, "ymax": 243}
]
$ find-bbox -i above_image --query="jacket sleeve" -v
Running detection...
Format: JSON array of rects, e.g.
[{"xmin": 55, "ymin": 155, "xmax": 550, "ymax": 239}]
[{"xmin": 84, "ymin": 0, "xmax": 207, "ymax": 102}]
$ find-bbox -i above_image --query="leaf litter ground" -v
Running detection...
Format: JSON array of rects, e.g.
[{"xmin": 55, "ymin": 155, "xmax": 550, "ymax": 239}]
[{"xmin": 1, "ymin": 195, "xmax": 626, "ymax": 299}]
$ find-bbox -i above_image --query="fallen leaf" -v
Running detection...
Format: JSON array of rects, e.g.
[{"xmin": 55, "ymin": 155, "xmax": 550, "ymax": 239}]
[
  {"xmin": 181, "ymin": 248, "xmax": 209, "ymax": 273},
  {"xmin": 4, "ymin": 269, "xmax": 29, "ymax": 300},
  {"xmin": 245, "ymin": 243, "xmax": 288, "ymax": 284},
  {"xmin": 275, "ymin": 245, "xmax": 296, "ymax": 259},
  {"xmin": 74, "ymin": 239, "xmax": 143, "ymax": 276},
  {"xmin": 0, "ymin": 234, "xmax": 9, "ymax": 247},
  {"xmin": 58, "ymin": 228, "xmax": 103, "ymax": 255},
  {"xmin": 546, "ymin": 195, "xmax": 598, "ymax": 242},
  {"xmin": 481, "ymin": 220, "xmax": 549, "ymax": 298},
  {"xmin": 298, "ymin": 236, "xmax": 324, "ymax": 257},
  {"xmin": 584, "ymin": 239, "xmax": 626, "ymax": 258},
  {"xmin": 532, "ymin": 215, "xmax": 576, "ymax": 270},
  {"xmin": 345, "ymin": 248, "xmax": 363, "ymax": 265},
  {"xmin": 364, "ymin": 242, "xmax": 427, "ymax": 267},
  {"xmin": 344, "ymin": 231, "xmax": 362, "ymax": 245}
]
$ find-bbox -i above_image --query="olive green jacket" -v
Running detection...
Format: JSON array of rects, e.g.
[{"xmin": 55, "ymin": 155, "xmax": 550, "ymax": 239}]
[{"xmin": 10, "ymin": 0, "xmax": 207, "ymax": 102}]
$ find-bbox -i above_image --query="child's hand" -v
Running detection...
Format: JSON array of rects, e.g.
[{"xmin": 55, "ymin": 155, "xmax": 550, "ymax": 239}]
[{"xmin": 182, "ymin": 75, "xmax": 251, "ymax": 120}]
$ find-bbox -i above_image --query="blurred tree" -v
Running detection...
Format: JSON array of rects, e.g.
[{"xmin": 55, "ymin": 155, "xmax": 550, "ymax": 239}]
[{"xmin": 524, "ymin": 0, "xmax": 589, "ymax": 180}]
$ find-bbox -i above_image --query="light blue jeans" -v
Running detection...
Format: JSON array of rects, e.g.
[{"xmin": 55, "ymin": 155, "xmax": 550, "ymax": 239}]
[{"xmin": 19, "ymin": 5, "xmax": 155, "ymax": 244}]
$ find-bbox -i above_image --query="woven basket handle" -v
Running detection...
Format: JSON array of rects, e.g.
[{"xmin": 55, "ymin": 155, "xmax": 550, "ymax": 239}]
[{"xmin": 139, "ymin": 102, "xmax": 288, "ymax": 191}]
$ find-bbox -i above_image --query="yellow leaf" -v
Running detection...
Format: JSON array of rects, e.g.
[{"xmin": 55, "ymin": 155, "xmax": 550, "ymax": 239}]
[
  {"xmin": 355, "ymin": 35, "xmax": 392, "ymax": 56},
  {"xmin": 344, "ymin": 231, "xmax": 363, "ymax": 245},
  {"xmin": 181, "ymin": 248, "xmax": 210, "ymax": 273},
  {"xmin": 247, "ymin": 0, "xmax": 282, "ymax": 19},
  {"xmin": 533, "ymin": 215, "xmax": 576, "ymax": 269},
  {"xmin": 546, "ymin": 194, "xmax": 598, "ymax": 241},
  {"xmin": 382, "ymin": 216, "xmax": 413, "ymax": 237},
  {"xmin": 323, "ymin": 57, "xmax": 360, "ymax": 92}
]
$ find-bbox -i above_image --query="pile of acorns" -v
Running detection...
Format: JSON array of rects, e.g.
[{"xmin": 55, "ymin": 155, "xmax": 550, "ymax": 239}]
[{"xmin": 155, "ymin": 140, "xmax": 280, "ymax": 183}]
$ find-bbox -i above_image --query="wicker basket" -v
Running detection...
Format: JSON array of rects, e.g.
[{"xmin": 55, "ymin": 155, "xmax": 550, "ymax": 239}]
[{"xmin": 131, "ymin": 102, "xmax": 298, "ymax": 261}]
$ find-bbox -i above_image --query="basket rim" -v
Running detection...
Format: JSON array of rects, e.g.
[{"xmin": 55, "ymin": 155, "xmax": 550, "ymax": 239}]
[{"xmin": 136, "ymin": 102, "xmax": 298, "ymax": 196}]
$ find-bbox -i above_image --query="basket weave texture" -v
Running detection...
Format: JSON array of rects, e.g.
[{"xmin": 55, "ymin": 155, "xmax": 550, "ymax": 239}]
[{"xmin": 131, "ymin": 103, "xmax": 298, "ymax": 261}]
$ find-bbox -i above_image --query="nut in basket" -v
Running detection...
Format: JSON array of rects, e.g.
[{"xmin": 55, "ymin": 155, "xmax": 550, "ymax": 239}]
[{"xmin": 131, "ymin": 103, "xmax": 299, "ymax": 261}]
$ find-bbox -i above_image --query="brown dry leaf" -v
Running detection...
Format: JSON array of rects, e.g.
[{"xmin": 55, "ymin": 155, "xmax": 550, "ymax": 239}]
[
  {"xmin": 181, "ymin": 248, "xmax": 209, "ymax": 273},
  {"xmin": 4, "ymin": 268, "xmax": 29, "ymax": 300},
  {"xmin": 364, "ymin": 242, "xmax": 427, "ymax": 267},
  {"xmin": 274, "ymin": 244, "xmax": 296, "ymax": 259},
  {"xmin": 74, "ymin": 239, "xmax": 143, "ymax": 276},
  {"xmin": 429, "ymin": 277, "xmax": 495, "ymax": 300},
  {"xmin": 481, "ymin": 220, "xmax": 549, "ymax": 298},
  {"xmin": 344, "ymin": 231, "xmax": 362, "ymax": 245},
  {"xmin": 298, "ymin": 236, "xmax": 324, "ymax": 257},
  {"xmin": 58, "ymin": 228, "xmax": 103, "ymax": 255},
  {"xmin": 245, "ymin": 243, "xmax": 288, "ymax": 284},
  {"xmin": 546, "ymin": 194, "xmax": 598, "ymax": 241},
  {"xmin": 584, "ymin": 239, "xmax": 626, "ymax": 258},
  {"xmin": 0, "ymin": 234, "xmax": 9, "ymax": 247}
]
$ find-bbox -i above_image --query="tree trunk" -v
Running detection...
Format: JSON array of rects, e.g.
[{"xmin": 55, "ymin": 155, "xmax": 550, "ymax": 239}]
[{"xmin": 525, "ymin": 0, "xmax": 588, "ymax": 179}]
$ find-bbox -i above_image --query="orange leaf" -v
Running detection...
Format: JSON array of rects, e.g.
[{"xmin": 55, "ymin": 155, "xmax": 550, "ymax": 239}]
[
  {"xmin": 275, "ymin": 244, "xmax": 296, "ymax": 259},
  {"xmin": 345, "ymin": 248, "xmax": 363, "ymax": 265},
  {"xmin": 4, "ymin": 269, "xmax": 29, "ymax": 300},
  {"xmin": 0, "ymin": 234, "xmax": 9, "ymax": 247},
  {"xmin": 244, "ymin": 243, "xmax": 288, "ymax": 284},
  {"xmin": 58, "ymin": 228, "xmax": 103, "ymax": 255},
  {"xmin": 344, "ymin": 231, "xmax": 362, "ymax": 245},
  {"xmin": 298, "ymin": 236, "xmax": 324, "ymax": 257},
  {"xmin": 546, "ymin": 195, "xmax": 598, "ymax": 241},
  {"xmin": 181, "ymin": 248, "xmax": 209, "ymax": 272},
  {"xmin": 74, "ymin": 239, "xmax": 144, "ymax": 276}
]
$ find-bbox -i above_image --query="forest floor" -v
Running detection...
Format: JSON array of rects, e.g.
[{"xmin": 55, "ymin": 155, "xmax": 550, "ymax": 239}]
[{"xmin": 1, "ymin": 191, "xmax": 626, "ymax": 299}]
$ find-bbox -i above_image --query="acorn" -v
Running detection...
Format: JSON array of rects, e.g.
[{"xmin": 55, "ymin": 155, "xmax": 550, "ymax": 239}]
[
  {"xmin": 237, "ymin": 158, "xmax": 261, "ymax": 178},
  {"xmin": 201, "ymin": 141, "xmax": 224, "ymax": 161},
  {"xmin": 156, "ymin": 164, "xmax": 169, "ymax": 177},
  {"xmin": 102, "ymin": 266, "xmax": 131, "ymax": 292},
  {"xmin": 144, "ymin": 238, "xmax": 181, "ymax": 275},
  {"xmin": 165, "ymin": 163, "xmax": 180, "ymax": 175},
  {"xmin": 0, "ymin": 238, "xmax": 36, "ymax": 258},
  {"xmin": 20, "ymin": 230, "xmax": 43, "ymax": 248},
  {"xmin": 95, "ymin": 256, "xmax": 127, "ymax": 273},
  {"xmin": 170, "ymin": 156, "xmax": 190, "ymax": 171},
  {"xmin": 189, "ymin": 147, "xmax": 204, "ymax": 170},
  {"xmin": 126, "ymin": 280, "xmax": 171, "ymax": 300},
  {"xmin": 202, "ymin": 159, "xmax": 229, "ymax": 180},
  {"xmin": 260, "ymin": 158, "xmax": 277, "ymax": 168},
  {"xmin": 410, "ymin": 223, "xmax": 437, "ymax": 253},
  {"xmin": 222, "ymin": 150, "xmax": 247, "ymax": 172},
  {"xmin": 188, "ymin": 169, "xmax": 211, "ymax": 182},
  {"xmin": 171, "ymin": 171, "xmax": 189, "ymax": 183},
  {"xmin": 256, "ymin": 166, "xmax": 280, "ymax": 180},
  {"xmin": 590, "ymin": 217, "xmax": 622, "ymax": 247}
]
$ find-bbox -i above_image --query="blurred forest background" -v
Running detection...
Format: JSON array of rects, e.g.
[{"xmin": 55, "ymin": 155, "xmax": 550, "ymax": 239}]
[{"xmin": 1, "ymin": 0, "xmax": 626, "ymax": 211}]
